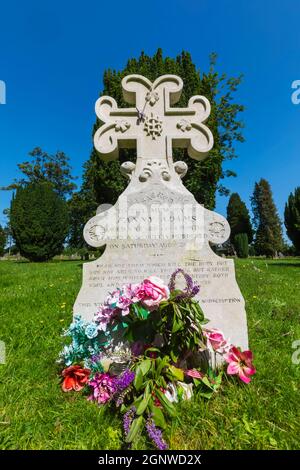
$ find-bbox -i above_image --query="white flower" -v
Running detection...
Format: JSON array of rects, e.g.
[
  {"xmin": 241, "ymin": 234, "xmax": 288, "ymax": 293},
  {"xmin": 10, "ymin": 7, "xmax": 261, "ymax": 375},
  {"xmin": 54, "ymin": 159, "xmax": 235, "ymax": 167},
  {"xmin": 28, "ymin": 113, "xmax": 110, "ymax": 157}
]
[
  {"xmin": 164, "ymin": 383, "xmax": 178, "ymax": 403},
  {"xmin": 178, "ymin": 382, "xmax": 193, "ymax": 400}
]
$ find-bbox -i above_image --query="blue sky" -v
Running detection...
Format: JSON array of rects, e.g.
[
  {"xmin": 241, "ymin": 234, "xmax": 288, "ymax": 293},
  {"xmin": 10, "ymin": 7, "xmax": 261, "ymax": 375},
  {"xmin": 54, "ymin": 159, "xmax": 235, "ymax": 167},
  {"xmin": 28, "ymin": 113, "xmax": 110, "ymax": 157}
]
[{"xmin": 0, "ymin": 0, "xmax": 299, "ymax": 238}]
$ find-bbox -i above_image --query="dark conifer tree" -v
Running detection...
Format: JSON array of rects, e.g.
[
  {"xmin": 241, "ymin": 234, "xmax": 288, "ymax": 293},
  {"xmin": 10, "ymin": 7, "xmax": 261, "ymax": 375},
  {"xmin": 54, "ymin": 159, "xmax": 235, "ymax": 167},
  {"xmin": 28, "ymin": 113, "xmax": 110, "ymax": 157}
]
[
  {"xmin": 251, "ymin": 179, "xmax": 283, "ymax": 257},
  {"xmin": 227, "ymin": 192, "xmax": 253, "ymax": 243},
  {"xmin": 10, "ymin": 183, "xmax": 69, "ymax": 261},
  {"xmin": 284, "ymin": 187, "xmax": 300, "ymax": 253},
  {"xmin": 83, "ymin": 49, "xmax": 244, "ymax": 211},
  {"xmin": 0, "ymin": 225, "xmax": 6, "ymax": 257}
]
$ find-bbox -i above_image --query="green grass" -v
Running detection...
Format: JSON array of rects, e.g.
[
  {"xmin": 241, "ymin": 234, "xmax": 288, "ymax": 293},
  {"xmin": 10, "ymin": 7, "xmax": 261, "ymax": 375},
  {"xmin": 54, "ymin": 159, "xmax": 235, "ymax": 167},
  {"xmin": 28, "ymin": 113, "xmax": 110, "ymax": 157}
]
[{"xmin": 0, "ymin": 258, "xmax": 299, "ymax": 450}]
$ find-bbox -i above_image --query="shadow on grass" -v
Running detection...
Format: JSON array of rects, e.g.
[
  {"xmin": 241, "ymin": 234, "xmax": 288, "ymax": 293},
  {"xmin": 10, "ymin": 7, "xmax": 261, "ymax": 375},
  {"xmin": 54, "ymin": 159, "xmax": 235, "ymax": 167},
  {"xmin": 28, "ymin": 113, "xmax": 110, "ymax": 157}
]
[
  {"xmin": 266, "ymin": 261, "xmax": 300, "ymax": 268},
  {"xmin": 11, "ymin": 259, "xmax": 84, "ymax": 265}
]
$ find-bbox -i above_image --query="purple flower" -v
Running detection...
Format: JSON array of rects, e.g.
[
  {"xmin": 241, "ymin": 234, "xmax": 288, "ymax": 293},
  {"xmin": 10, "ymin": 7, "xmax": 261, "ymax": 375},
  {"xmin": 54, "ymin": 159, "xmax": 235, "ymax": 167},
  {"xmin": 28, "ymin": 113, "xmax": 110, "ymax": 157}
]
[
  {"xmin": 114, "ymin": 369, "xmax": 135, "ymax": 406},
  {"xmin": 95, "ymin": 306, "xmax": 115, "ymax": 331},
  {"xmin": 146, "ymin": 416, "xmax": 168, "ymax": 450},
  {"xmin": 91, "ymin": 353, "xmax": 103, "ymax": 364},
  {"xmin": 115, "ymin": 369, "xmax": 135, "ymax": 392},
  {"xmin": 116, "ymin": 295, "xmax": 132, "ymax": 316},
  {"xmin": 168, "ymin": 268, "xmax": 200, "ymax": 300},
  {"xmin": 131, "ymin": 341, "xmax": 145, "ymax": 357},
  {"xmin": 95, "ymin": 284, "xmax": 140, "ymax": 327},
  {"xmin": 123, "ymin": 407, "xmax": 136, "ymax": 436},
  {"xmin": 88, "ymin": 373, "xmax": 116, "ymax": 404}
]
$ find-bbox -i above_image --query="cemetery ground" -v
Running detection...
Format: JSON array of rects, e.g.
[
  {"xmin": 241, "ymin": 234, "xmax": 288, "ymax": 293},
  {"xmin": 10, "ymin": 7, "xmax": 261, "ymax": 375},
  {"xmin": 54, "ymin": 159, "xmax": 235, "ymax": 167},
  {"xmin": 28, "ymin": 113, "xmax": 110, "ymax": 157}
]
[{"xmin": 0, "ymin": 258, "xmax": 299, "ymax": 450}]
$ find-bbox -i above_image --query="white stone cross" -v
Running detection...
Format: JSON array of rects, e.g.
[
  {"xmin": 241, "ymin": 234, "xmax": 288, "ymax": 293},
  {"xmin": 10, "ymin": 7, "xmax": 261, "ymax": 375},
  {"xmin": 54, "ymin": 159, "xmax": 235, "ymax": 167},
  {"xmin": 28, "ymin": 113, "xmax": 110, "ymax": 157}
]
[
  {"xmin": 75, "ymin": 74, "xmax": 248, "ymax": 355},
  {"xmin": 94, "ymin": 74, "xmax": 214, "ymax": 170}
]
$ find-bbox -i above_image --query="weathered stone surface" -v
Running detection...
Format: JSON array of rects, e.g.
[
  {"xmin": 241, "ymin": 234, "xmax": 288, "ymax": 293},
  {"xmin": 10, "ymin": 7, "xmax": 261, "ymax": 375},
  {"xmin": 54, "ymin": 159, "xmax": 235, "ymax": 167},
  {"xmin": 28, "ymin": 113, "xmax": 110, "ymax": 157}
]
[{"xmin": 74, "ymin": 74, "xmax": 248, "ymax": 350}]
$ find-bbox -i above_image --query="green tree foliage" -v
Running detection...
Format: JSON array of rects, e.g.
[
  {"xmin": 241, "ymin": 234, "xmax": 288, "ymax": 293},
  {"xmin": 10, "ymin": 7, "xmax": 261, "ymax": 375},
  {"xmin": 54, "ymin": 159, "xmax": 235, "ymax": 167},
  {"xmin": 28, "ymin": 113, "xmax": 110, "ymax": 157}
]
[
  {"xmin": 67, "ymin": 157, "xmax": 98, "ymax": 249},
  {"xmin": 284, "ymin": 187, "xmax": 300, "ymax": 253},
  {"xmin": 234, "ymin": 233, "xmax": 249, "ymax": 258},
  {"xmin": 67, "ymin": 190, "xmax": 98, "ymax": 249},
  {"xmin": 10, "ymin": 183, "xmax": 69, "ymax": 261},
  {"xmin": 227, "ymin": 192, "xmax": 253, "ymax": 243},
  {"xmin": 0, "ymin": 225, "xmax": 6, "ymax": 256},
  {"xmin": 84, "ymin": 49, "xmax": 244, "ymax": 211},
  {"xmin": 2, "ymin": 147, "xmax": 77, "ymax": 198},
  {"xmin": 248, "ymin": 245, "xmax": 256, "ymax": 257},
  {"xmin": 251, "ymin": 179, "xmax": 283, "ymax": 257}
]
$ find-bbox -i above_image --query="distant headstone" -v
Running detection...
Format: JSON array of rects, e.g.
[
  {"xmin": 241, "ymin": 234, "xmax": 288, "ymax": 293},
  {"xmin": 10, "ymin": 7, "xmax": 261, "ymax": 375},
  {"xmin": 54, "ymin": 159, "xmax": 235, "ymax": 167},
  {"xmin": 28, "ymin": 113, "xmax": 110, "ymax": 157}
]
[{"xmin": 74, "ymin": 74, "xmax": 248, "ymax": 350}]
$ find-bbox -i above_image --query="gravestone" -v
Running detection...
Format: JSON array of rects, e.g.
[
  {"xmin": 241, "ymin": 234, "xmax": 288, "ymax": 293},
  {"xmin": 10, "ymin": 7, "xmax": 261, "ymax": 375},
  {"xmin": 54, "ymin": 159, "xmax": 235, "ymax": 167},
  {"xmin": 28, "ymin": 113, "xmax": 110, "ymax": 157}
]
[{"xmin": 74, "ymin": 74, "xmax": 248, "ymax": 350}]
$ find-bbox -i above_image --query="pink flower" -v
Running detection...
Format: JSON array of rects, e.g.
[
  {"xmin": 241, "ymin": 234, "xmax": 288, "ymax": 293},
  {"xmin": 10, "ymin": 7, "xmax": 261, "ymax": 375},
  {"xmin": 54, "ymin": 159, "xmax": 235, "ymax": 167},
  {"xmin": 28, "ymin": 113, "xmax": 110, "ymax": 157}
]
[
  {"xmin": 116, "ymin": 295, "xmax": 132, "ymax": 316},
  {"xmin": 88, "ymin": 373, "xmax": 116, "ymax": 404},
  {"xmin": 95, "ymin": 306, "xmax": 115, "ymax": 331},
  {"xmin": 123, "ymin": 283, "xmax": 139, "ymax": 300},
  {"xmin": 104, "ymin": 289, "xmax": 123, "ymax": 311},
  {"xmin": 203, "ymin": 328, "xmax": 230, "ymax": 353},
  {"xmin": 224, "ymin": 346, "xmax": 256, "ymax": 384},
  {"xmin": 184, "ymin": 369, "xmax": 203, "ymax": 379},
  {"xmin": 116, "ymin": 284, "xmax": 139, "ymax": 315},
  {"xmin": 96, "ymin": 284, "xmax": 138, "ymax": 326},
  {"xmin": 135, "ymin": 276, "xmax": 169, "ymax": 310}
]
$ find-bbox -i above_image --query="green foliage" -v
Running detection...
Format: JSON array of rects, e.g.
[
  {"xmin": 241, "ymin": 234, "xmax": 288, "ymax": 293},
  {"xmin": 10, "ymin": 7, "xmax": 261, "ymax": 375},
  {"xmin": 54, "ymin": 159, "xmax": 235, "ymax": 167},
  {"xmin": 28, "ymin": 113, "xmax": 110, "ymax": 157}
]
[
  {"xmin": 227, "ymin": 193, "xmax": 253, "ymax": 243},
  {"xmin": 83, "ymin": 49, "xmax": 244, "ymax": 210},
  {"xmin": 104, "ymin": 284, "xmax": 217, "ymax": 447},
  {"xmin": 66, "ymin": 157, "xmax": 99, "ymax": 249},
  {"xmin": 248, "ymin": 245, "xmax": 256, "ymax": 257},
  {"xmin": 234, "ymin": 233, "xmax": 249, "ymax": 258},
  {"xmin": 2, "ymin": 147, "xmax": 77, "ymax": 198},
  {"xmin": 120, "ymin": 290, "xmax": 208, "ymax": 363},
  {"xmin": 130, "ymin": 355, "xmax": 177, "ymax": 422},
  {"xmin": 125, "ymin": 349, "xmax": 223, "ymax": 444},
  {"xmin": 1, "ymin": 209, "xmax": 14, "ymax": 250},
  {"xmin": 10, "ymin": 183, "xmax": 69, "ymax": 262},
  {"xmin": 251, "ymin": 179, "xmax": 284, "ymax": 257},
  {"xmin": 125, "ymin": 416, "xmax": 144, "ymax": 444},
  {"xmin": 0, "ymin": 259, "xmax": 299, "ymax": 449},
  {"xmin": 0, "ymin": 224, "xmax": 6, "ymax": 256},
  {"xmin": 67, "ymin": 191, "xmax": 97, "ymax": 249},
  {"xmin": 284, "ymin": 187, "xmax": 300, "ymax": 253}
]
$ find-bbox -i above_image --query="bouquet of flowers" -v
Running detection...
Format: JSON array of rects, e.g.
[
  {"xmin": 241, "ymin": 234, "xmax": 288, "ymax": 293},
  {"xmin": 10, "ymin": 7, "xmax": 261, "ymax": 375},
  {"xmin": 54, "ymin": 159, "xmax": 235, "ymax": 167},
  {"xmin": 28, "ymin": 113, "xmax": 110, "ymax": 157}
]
[{"xmin": 59, "ymin": 269, "xmax": 256, "ymax": 449}]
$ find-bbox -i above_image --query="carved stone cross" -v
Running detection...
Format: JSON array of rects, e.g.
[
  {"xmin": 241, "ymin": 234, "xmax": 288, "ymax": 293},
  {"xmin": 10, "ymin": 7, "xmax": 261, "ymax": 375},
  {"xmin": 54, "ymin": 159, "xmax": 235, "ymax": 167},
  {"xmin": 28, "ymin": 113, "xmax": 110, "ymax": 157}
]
[
  {"xmin": 94, "ymin": 74, "xmax": 213, "ymax": 183},
  {"xmin": 75, "ymin": 73, "xmax": 249, "ymax": 353}
]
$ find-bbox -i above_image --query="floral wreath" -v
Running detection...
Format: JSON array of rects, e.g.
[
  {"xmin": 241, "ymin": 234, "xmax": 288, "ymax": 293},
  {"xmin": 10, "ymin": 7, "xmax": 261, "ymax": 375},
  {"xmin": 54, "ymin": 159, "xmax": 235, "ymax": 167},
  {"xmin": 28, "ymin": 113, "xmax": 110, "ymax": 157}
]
[{"xmin": 58, "ymin": 269, "xmax": 256, "ymax": 450}]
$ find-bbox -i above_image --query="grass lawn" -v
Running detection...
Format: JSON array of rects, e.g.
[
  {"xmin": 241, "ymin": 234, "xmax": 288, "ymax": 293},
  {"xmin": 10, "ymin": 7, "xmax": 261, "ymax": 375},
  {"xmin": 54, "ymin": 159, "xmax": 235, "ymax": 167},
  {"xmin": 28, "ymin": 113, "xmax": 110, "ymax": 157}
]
[{"xmin": 0, "ymin": 258, "xmax": 299, "ymax": 450}]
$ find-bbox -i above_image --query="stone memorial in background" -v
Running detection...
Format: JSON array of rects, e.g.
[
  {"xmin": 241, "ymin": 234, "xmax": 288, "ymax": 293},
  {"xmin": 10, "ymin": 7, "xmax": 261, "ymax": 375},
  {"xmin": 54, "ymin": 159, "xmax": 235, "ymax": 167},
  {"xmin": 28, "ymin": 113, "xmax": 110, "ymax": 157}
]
[{"xmin": 74, "ymin": 74, "xmax": 248, "ymax": 350}]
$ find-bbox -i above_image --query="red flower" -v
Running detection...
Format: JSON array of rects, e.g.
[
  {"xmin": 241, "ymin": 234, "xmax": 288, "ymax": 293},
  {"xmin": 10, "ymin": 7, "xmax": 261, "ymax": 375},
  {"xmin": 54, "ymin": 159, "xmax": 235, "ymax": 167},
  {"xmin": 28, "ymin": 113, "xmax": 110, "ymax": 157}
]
[
  {"xmin": 224, "ymin": 346, "xmax": 256, "ymax": 384},
  {"xmin": 154, "ymin": 396, "xmax": 162, "ymax": 407},
  {"xmin": 61, "ymin": 365, "xmax": 90, "ymax": 392},
  {"xmin": 151, "ymin": 387, "xmax": 166, "ymax": 408}
]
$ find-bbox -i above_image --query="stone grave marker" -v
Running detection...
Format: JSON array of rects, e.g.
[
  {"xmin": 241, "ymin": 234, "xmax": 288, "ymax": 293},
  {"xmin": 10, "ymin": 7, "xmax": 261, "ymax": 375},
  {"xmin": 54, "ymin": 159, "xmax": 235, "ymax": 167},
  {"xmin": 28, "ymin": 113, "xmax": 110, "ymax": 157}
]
[{"xmin": 74, "ymin": 74, "xmax": 248, "ymax": 350}]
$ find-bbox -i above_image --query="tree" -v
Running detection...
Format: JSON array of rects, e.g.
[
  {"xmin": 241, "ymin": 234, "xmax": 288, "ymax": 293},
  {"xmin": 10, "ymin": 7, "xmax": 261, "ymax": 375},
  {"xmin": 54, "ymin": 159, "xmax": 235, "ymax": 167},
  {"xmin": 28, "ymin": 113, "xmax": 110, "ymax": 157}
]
[
  {"xmin": 234, "ymin": 233, "xmax": 249, "ymax": 258},
  {"xmin": 66, "ymin": 157, "xmax": 99, "ymax": 249},
  {"xmin": 284, "ymin": 187, "xmax": 300, "ymax": 253},
  {"xmin": 227, "ymin": 193, "xmax": 253, "ymax": 244},
  {"xmin": 0, "ymin": 225, "xmax": 6, "ymax": 257},
  {"xmin": 10, "ymin": 183, "xmax": 69, "ymax": 261},
  {"xmin": 251, "ymin": 179, "xmax": 283, "ymax": 257},
  {"xmin": 83, "ymin": 49, "xmax": 244, "ymax": 211},
  {"xmin": 67, "ymin": 191, "xmax": 97, "ymax": 249},
  {"xmin": 2, "ymin": 147, "xmax": 77, "ymax": 198},
  {"xmin": 2, "ymin": 208, "xmax": 14, "ymax": 252}
]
